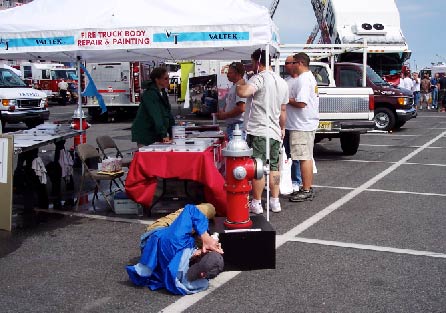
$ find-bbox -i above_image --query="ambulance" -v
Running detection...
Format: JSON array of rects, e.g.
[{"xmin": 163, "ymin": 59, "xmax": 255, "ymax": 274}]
[{"xmin": 0, "ymin": 64, "xmax": 49, "ymax": 132}]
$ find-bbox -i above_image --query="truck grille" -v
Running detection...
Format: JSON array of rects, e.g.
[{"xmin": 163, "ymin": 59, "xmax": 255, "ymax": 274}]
[
  {"xmin": 17, "ymin": 99, "xmax": 41, "ymax": 108},
  {"xmin": 319, "ymin": 97, "xmax": 369, "ymax": 113}
]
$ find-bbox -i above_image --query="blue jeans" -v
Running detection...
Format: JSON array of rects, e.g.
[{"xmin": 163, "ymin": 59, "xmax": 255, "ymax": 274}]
[
  {"xmin": 283, "ymin": 130, "xmax": 302, "ymax": 185},
  {"xmin": 226, "ymin": 122, "xmax": 245, "ymax": 140},
  {"xmin": 432, "ymin": 88, "xmax": 438, "ymax": 107},
  {"xmin": 413, "ymin": 91, "xmax": 420, "ymax": 106}
]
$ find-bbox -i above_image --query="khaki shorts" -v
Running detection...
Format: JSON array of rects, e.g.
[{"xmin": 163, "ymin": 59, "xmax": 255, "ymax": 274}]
[
  {"xmin": 420, "ymin": 93, "xmax": 431, "ymax": 103},
  {"xmin": 246, "ymin": 135, "xmax": 280, "ymax": 171},
  {"xmin": 289, "ymin": 130, "xmax": 315, "ymax": 160}
]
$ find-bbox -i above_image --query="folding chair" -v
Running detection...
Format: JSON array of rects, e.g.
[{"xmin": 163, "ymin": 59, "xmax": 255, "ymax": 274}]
[
  {"xmin": 96, "ymin": 135, "xmax": 133, "ymax": 168},
  {"xmin": 76, "ymin": 143, "xmax": 124, "ymax": 211}
]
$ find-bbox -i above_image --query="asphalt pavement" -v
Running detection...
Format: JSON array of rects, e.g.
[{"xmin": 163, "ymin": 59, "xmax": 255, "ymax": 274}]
[{"xmin": 1, "ymin": 104, "xmax": 446, "ymax": 313}]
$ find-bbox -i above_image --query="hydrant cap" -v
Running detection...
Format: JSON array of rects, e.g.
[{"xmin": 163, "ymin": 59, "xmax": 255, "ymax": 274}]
[
  {"xmin": 222, "ymin": 124, "xmax": 252, "ymax": 157},
  {"xmin": 72, "ymin": 108, "xmax": 86, "ymax": 119}
]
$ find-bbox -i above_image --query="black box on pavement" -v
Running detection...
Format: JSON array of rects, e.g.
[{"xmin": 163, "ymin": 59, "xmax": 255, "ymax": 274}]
[{"xmin": 210, "ymin": 215, "xmax": 275, "ymax": 271}]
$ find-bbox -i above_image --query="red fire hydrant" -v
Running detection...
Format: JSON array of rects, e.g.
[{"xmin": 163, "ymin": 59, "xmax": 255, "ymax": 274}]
[
  {"xmin": 223, "ymin": 125, "xmax": 263, "ymax": 229},
  {"xmin": 70, "ymin": 108, "xmax": 90, "ymax": 147}
]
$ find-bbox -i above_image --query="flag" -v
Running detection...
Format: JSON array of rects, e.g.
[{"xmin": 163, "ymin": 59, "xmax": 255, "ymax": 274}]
[{"xmin": 79, "ymin": 63, "xmax": 107, "ymax": 114}]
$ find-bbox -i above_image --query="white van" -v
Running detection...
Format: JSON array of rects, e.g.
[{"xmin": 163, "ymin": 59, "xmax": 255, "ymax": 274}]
[{"xmin": 0, "ymin": 64, "xmax": 49, "ymax": 132}]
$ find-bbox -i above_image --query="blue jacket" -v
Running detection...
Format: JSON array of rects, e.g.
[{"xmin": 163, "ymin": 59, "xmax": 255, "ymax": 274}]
[{"xmin": 126, "ymin": 204, "xmax": 210, "ymax": 295}]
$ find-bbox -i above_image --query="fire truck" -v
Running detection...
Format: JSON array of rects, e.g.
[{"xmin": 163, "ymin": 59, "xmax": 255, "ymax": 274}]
[
  {"xmin": 304, "ymin": 0, "xmax": 411, "ymax": 85},
  {"xmin": 20, "ymin": 62, "xmax": 78, "ymax": 104},
  {"xmin": 83, "ymin": 62, "xmax": 156, "ymax": 120},
  {"xmin": 83, "ymin": 61, "xmax": 182, "ymax": 120}
]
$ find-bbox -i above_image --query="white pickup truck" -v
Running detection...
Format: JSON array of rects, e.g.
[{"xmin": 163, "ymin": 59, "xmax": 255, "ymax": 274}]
[
  {"xmin": 0, "ymin": 64, "xmax": 49, "ymax": 132},
  {"xmin": 309, "ymin": 61, "xmax": 375, "ymax": 155}
]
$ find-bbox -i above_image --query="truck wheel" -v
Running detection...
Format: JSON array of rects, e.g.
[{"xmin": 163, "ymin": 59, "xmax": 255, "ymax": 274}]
[
  {"xmin": 374, "ymin": 107, "xmax": 395, "ymax": 131},
  {"xmin": 0, "ymin": 118, "xmax": 5, "ymax": 133},
  {"xmin": 25, "ymin": 118, "xmax": 44, "ymax": 129},
  {"xmin": 394, "ymin": 120, "xmax": 406, "ymax": 129},
  {"xmin": 340, "ymin": 133, "xmax": 360, "ymax": 155}
]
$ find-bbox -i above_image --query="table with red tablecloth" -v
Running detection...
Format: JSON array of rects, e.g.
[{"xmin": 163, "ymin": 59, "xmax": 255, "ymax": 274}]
[{"xmin": 125, "ymin": 147, "xmax": 227, "ymax": 216}]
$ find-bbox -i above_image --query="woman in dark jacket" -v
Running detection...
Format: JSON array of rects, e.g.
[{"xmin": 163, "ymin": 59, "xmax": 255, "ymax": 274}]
[{"xmin": 131, "ymin": 67, "xmax": 175, "ymax": 147}]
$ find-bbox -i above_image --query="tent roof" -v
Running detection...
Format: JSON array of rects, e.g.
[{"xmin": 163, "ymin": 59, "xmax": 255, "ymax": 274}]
[{"xmin": 0, "ymin": 0, "xmax": 279, "ymax": 62}]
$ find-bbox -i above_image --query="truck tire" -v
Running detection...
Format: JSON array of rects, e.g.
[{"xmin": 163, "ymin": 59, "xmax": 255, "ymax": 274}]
[
  {"xmin": 374, "ymin": 107, "xmax": 395, "ymax": 131},
  {"xmin": 394, "ymin": 120, "xmax": 406, "ymax": 129},
  {"xmin": 25, "ymin": 118, "xmax": 44, "ymax": 129},
  {"xmin": 340, "ymin": 133, "xmax": 360, "ymax": 155}
]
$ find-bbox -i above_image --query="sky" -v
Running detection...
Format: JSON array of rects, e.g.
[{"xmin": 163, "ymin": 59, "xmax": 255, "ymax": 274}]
[{"xmin": 252, "ymin": 0, "xmax": 445, "ymax": 71}]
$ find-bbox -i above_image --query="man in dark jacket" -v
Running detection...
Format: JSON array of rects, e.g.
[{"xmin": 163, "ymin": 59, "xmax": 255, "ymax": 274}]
[
  {"xmin": 437, "ymin": 73, "xmax": 446, "ymax": 112},
  {"xmin": 131, "ymin": 67, "xmax": 175, "ymax": 147}
]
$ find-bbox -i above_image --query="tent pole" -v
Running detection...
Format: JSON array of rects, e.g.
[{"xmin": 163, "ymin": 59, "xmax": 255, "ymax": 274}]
[
  {"xmin": 75, "ymin": 57, "xmax": 85, "ymax": 190},
  {"xmin": 77, "ymin": 58, "xmax": 83, "ymax": 138},
  {"xmin": 265, "ymin": 44, "xmax": 270, "ymax": 222}
]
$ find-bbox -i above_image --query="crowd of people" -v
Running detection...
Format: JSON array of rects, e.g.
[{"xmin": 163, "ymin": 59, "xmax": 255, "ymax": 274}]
[
  {"xmin": 398, "ymin": 70, "xmax": 446, "ymax": 111},
  {"xmin": 131, "ymin": 50, "xmax": 320, "ymax": 214}
]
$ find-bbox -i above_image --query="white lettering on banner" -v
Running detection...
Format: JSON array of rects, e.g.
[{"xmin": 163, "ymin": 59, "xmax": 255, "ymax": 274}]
[{"xmin": 78, "ymin": 30, "xmax": 150, "ymax": 47}]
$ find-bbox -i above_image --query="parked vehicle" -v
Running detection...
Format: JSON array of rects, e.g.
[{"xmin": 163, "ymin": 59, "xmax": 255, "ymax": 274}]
[
  {"xmin": 20, "ymin": 62, "xmax": 77, "ymax": 104},
  {"xmin": 310, "ymin": 62, "xmax": 375, "ymax": 155},
  {"xmin": 83, "ymin": 62, "xmax": 152, "ymax": 120},
  {"xmin": 333, "ymin": 62, "xmax": 415, "ymax": 131},
  {"xmin": 0, "ymin": 64, "xmax": 49, "ymax": 132},
  {"xmin": 278, "ymin": 59, "xmax": 374, "ymax": 155}
]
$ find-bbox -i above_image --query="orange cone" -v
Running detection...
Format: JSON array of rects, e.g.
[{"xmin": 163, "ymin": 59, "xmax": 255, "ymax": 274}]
[{"xmin": 77, "ymin": 193, "xmax": 89, "ymax": 206}]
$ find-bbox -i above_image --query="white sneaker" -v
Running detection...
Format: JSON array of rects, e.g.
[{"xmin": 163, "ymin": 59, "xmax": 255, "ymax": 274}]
[
  {"xmin": 292, "ymin": 183, "xmax": 300, "ymax": 192},
  {"xmin": 249, "ymin": 201, "xmax": 263, "ymax": 214},
  {"xmin": 270, "ymin": 199, "xmax": 281, "ymax": 213}
]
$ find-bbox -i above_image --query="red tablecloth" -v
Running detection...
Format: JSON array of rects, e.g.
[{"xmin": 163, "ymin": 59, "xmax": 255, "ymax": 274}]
[{"xmin": 125, "ymin": 147, "xmax": 227, "ymax": 216}]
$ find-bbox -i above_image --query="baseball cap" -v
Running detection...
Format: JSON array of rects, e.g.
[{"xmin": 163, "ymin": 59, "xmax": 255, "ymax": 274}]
[{"xmin": 187, "ymin": 251, "xmax": 224, "ymax": 281}]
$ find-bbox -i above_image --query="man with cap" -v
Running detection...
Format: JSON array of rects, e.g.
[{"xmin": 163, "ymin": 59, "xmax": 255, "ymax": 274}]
[{"xmin": 126, "ymin": 203, "xmax": 224, "ymax": 295}]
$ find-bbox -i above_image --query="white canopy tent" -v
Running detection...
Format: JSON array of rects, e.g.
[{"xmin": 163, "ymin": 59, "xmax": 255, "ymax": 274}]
[
  {"xmin": 0, "ymin": 0, "xmax": 279, "ymax": 62},
  {"xmin": 0, "ymin": 0, "xmax": 280, "ymax": 220}
]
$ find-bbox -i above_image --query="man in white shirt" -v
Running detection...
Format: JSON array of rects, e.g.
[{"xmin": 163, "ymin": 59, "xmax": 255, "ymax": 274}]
[
  {"xmin": 402, "ymin": 71, "xmax": 413, "ymax": 91},
  {"xmin": 283, "ymin": 55, "xmax": 302, "ymax": 191},
  {"xmin": 288, "ymin": 53, "xmax": 320, "ymax": 202},
  {"xmin": 58, "ymin": 78, "xmax": 69, "ymax": 106},
  {"xmin": 411, "ymin": 72, "xmax": 421, "ymax": 109},
  {"xmin": 216, "ymin": 62, "xmax": 246, "ymax": 139},
  {"xmin": 237, "ymin": 49, "xmax": 288, "ymax": 214}
]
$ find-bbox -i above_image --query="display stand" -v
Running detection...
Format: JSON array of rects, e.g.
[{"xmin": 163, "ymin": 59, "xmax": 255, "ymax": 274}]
[
  {"xmin": 0, "ymin": 135, "xmax": 14, "ymax": 231},
  {"xmin": 210, "ymin": 215, "xmax": 276, "ymax": 271}
]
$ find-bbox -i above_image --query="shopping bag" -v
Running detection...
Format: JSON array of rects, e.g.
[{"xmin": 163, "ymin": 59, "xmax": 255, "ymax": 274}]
[{"xmin": 279, "ymin": 146, "xmax": 293, "ymax": 195}]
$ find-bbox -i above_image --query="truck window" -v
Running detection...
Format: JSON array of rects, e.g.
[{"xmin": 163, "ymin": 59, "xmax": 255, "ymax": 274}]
[
  {"xmin": 42, "ymin": 70, "xmax": 50, "ymax": 79},
  {"xmin": 309, "ymin": 65, "xmax": 330, "ymax": 86},
  {"xmin": 0, "ymin": 68, "xmax": 27, "ymax": 87},
  {"xmin": 339, "ymin": 69, "xmax": 361, "ymax": 87},
  {"xmin": 23, "ymin": 66, "xmax": 32, "ymax": 79},
  {"xmin": 366, "ymin": 66, "xmax": 390, "ymax": 86},
  {"xmin": 66, "ymin": 70, "xmax": 78, "ymax": 80}
]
